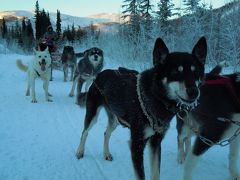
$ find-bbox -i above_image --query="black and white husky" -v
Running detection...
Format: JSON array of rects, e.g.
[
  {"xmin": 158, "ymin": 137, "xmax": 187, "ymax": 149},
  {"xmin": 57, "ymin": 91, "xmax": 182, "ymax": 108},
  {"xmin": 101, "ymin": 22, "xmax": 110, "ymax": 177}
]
[
  {"xmin": 75, "ymin": 37, "xmax": 207, "ymax": 180},
  {"xmin": 176, "ymin": 63, "xmax": 240, "ymax": 180}
]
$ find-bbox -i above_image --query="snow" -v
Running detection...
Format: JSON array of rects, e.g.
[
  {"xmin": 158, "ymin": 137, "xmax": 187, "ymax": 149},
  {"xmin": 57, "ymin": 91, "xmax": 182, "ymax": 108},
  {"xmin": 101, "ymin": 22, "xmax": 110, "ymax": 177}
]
[{"xmin": 0, "ymin": 52, "xmax": 238, "ymax": 180}]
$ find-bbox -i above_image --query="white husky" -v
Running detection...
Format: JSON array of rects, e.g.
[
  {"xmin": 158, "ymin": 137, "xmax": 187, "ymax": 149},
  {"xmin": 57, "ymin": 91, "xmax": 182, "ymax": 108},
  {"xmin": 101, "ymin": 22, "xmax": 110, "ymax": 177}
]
[{"xmin": 16, "ymin": 48, "xmax": 52, "ymax": 103}]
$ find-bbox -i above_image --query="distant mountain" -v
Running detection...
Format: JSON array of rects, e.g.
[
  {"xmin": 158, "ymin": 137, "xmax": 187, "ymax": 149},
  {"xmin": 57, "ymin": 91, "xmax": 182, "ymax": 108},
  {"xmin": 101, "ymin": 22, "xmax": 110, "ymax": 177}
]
[{"xmin": 0, "ymin": 10, "xmax": 121, "ymax": 29}]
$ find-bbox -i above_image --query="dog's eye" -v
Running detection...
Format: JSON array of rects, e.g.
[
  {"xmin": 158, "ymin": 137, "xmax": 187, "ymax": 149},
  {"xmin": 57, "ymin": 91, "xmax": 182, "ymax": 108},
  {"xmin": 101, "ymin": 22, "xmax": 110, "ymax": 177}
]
[
  {"xmin": 178, "ymin": 66, "xmax": 183, "ymax": 72},
  {"xmin": 191, "ymin": 65, "xmax": 195, "ymax": 71},
  {"xmin": 38, "ymin": 56, "xmax": 41, "ymax": 58},
  {"xmin": 44, "ymin": 56, "xmax": 47, "ymax": 58}
]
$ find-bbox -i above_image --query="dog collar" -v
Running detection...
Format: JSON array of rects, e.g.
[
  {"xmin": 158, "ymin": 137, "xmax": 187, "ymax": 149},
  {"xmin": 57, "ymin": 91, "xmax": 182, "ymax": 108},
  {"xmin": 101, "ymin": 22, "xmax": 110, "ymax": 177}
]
[{"xmin": 136, "ymin": 74, "xmax": 173, "ymax": 133}]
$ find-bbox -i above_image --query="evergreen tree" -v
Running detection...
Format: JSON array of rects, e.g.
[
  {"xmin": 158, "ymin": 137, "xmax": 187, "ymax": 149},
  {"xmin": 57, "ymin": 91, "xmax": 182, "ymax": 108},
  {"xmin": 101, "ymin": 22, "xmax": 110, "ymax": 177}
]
[
  {"xmin": 25, "ymin": 19, "xmax": 35, "ymax": 51},
  {"xmin": 139, "ymin": 0, "xmax": 152, "ymax": 32},
  {"xmin": 1, "ymin": 18, "xmax": 8, "ymax": 39},
  {"xmin": 156, "ymin": 0, "xmax": 174, "ymax": 27},
  {"xmin": 21, "ymin": 18, "xmax": 26, "ymax": 34},
  {"xmin": 183, "ymin": 0, "xmax": 201, "ymax": 14},
  {"xmin": 122, "ymin": 0, "xmax": 141, "ymax": 34},
  {"xmin": 56, "ymin": 9, "xmax": 61, "ymax": 38},
  {"xmin": 34, "ymin": 0, "xmax": 41, "ymax": 40},
  {"xmin": 71, "ymin": 24, "xmax": 75, "ymax": 42}
]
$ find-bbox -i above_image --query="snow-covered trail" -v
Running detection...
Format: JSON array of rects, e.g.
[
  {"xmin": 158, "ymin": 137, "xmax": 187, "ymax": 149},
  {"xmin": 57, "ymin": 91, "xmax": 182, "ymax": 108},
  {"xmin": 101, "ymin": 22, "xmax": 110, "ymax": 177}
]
[{"xmin": 0, "ymin": 53, "xmax": 236, "ymax": 180}]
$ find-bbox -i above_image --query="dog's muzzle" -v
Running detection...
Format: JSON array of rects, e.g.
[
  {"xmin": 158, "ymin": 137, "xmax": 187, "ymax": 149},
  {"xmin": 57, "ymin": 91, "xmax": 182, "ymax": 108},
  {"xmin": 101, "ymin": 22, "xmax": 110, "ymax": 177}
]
[
  {"xmin": 39, "ymin": 59, "xmax": 46, "ymax": 71},
  {"xmin": 186, "ymin": 86, "xmax": 199, "ymax": 100},
  {"xmin": 94, "ymin": 55, "xmax": 99, "ymax": 61}
]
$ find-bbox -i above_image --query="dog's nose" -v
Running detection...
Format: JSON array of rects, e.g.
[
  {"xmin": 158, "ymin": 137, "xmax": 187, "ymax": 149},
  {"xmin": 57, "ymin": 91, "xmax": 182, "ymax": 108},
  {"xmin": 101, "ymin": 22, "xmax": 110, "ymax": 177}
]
[
  {"xmin": 94, "ymin": 55, "xmax": 98, "ymax": 59},
  {"xmin": 186, "ymin": 87, "xmax": 199, "ymax": 100},
  {"xmin": 41, "ymin": 59, "xmax": 46, "ymax": 64}
]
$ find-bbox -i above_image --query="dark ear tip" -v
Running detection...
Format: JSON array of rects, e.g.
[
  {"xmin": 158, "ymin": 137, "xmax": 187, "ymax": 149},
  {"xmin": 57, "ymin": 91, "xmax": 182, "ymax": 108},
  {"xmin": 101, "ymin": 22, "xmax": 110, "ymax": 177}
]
[
  {"xmin": 199, "ymin": 36, "xmax": 207, "ymax": 44},
  {"xmin": 155, "ymin": 37, "xmax": 164, "ymax": 44}
]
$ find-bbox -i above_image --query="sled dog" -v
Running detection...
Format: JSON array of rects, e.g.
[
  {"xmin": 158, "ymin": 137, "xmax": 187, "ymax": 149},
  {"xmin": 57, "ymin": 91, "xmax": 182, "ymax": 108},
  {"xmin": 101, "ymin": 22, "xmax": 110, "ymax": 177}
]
[
  {"xmin": 16, "ymin": 47, "xmax": 52, "ymax": 103},
  {"xmin": 76, "ymin": 37, "xmax": 207, "ymax": 180},
  {"xmin": 68, "ymin": 47, "xmax": 103, "ymax": 104},
  {"xmin": 176, "ymin": 63, "xmax": 240, "ymax": 180},
  {"xmin": 61, "ymin": 45, "xmax": 84, "ymax": 82}
]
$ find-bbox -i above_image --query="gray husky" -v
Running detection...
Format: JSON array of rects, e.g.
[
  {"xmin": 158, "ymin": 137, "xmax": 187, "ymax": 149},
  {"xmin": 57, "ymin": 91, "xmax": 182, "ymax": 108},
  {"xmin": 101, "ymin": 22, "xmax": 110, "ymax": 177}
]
[
  {"xmin": 75, "ymin": 37, "xmax": 207, "ymax": 180},
  {"xmin": 68, "ymin": 47, "xmax": 103, "ymax": 104}
]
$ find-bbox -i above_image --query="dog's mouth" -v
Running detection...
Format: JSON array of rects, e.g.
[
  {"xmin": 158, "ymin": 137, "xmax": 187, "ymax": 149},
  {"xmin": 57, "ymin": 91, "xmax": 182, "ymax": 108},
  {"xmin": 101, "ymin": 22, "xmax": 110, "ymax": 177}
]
[{"xmin": 39, "ymin": 60, "xmax": 46, "ymax": 71}]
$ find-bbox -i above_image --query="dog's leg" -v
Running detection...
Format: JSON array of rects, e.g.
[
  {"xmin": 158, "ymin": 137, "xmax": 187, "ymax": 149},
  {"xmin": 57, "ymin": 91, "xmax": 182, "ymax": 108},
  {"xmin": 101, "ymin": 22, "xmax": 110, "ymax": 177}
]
[
  {"xmin": 85, "ymin": 79, "xmax": 93, "ymax": 92},
  {"xmin": 103, "ymin": 110, "xmax": 118, "ymax": 161},
  {"xmin": 63, "ymin": 65, "xmax": 67, "ymax": 82},
  {"xmin": 129, "ymin": 131, "xmax": 146, "ymax": 180},
  {"xmin": 30, "ymin": 76, "xmax": 37, "ymax": 103},
  {"xmin": 183, "ymin": 137, "xmax": 210, "ymax": 180},
  {"xmin": 177, "ymin": 135, "xmax": 186, "ymax": 164},
  {"xmin": 43, "ymin": 78, "xmax": 52, "ymax": 102},
  {"xmin": 70, "ymin": 65, "xmax": 75, "ymax": 81},
  {"xmin": 76, "ymin": 89, "xmax": 102, "ymax": 159},
  {"xmin": 50, "ymin": 58, "xmax": 53, "ymax": 81},
  {"xmin": 149, "ymin": 134, "xmax": 163, "ymax": 180},
  {"xmin": 76, "ymin": 79, "xmax": 84, "ymax": 104},
  {"xmin": 229, "ymin": 135, "xmax": 240, "ymax": 180},
  {"xmin": 26, "ymin": 71, "xmax": 30, "ymax": 96},
  {"xmin": 177, "ymin": 116, "xmax": 186, "ymax": 164},
  {"xmin": 69, "ymin": 74, "xmax": 79, "ymax": 97}
]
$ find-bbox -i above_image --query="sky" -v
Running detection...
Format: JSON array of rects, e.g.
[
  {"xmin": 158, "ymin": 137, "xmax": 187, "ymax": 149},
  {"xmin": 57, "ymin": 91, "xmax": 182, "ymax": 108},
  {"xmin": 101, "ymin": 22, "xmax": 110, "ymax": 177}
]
[{"xmin": 0, "ymin": 0, "xmax": 228, "ymax": 17}]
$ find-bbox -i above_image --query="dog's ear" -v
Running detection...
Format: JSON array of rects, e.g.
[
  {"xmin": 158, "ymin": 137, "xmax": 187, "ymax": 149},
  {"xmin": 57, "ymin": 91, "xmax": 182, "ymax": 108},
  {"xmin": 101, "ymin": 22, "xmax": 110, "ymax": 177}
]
[
  {"xmin": 192, "ymin": 36, "xmax": 207, "ymax": 65},
  {"xmin": 44, "ymin": 46, "xmax": 49, "ymax": 52},
  {"xmin": 33, "ymin": 48, "xmax": 37, "ymax": 54},
  {"xmin": 152, "ymin": 38, "xmax": 169, "ymax": 67}
]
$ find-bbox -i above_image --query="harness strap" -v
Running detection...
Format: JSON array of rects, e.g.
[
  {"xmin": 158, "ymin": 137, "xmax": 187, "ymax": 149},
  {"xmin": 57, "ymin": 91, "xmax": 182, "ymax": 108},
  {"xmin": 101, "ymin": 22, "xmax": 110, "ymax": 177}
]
[{"xmin": 35, "ymin": 69, "xmax": 41, "ymax": 77}]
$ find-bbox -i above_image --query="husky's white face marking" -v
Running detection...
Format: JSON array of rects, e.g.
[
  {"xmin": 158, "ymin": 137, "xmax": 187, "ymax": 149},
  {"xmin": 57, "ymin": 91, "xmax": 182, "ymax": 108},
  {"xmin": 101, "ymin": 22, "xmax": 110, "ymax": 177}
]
[
  {"xmin": 166, "ymin": 81, "xmax": 186, "ymax": 100},
  {"xmin": 191, "ymin": 65, "xmax": 196, "ymax": 71},
  {"xmin": 163, "ymin": 79, "xmax": 200, "ymax": 105},
  {"xmin": 33, "ymin": 49, "xmax": 51, "ymax": 72},
  {"xmin": 88, "ymin": 48, "xmax": 103, "ymax": 68}
]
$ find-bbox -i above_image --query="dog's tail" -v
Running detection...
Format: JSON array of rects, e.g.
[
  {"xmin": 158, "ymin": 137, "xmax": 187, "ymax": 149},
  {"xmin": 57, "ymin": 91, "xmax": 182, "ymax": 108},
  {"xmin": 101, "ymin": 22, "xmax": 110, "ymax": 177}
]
[
  {"xmin": 16, "ymin": 59, "xmax": 28, "ymax": 72},
  {"xmin": 208, "ymin": 60, "xmax": 226, "ymax": 76},
  {"xmin": 77, "ymin": 92, "xmax": 88, "ymax": 107}
]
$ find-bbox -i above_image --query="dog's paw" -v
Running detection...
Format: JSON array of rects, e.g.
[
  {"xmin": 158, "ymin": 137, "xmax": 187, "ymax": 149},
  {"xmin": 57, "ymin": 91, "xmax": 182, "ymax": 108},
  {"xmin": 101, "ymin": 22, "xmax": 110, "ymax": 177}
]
[
  {"xmin": 69, "ymin": 93, "xmax": 74, "ymax": 97},
  {"xmin": 231, "ymin": 173, "xmax": 240, "ymax": 180},
  {"xmin": 31, "ymin": 99, "xmax": 37, "ymax": 103},
  {"xmin": 48, "ymin": 93, "xmax": 52, "ymax": 97},
  {"xmin": 104, "ymin": 153, "xmax": 113, "ymax": 161},
  {"xmin": 76, "ymin": 151, "xmax": 84, "ymax": 159},
  {"xmin": 47, "ymin": 99, "xmax": 53, "ymax": 102},
  {"xmin": 177, "ymin": 151, "xmax": 186, "ymax": 164}
]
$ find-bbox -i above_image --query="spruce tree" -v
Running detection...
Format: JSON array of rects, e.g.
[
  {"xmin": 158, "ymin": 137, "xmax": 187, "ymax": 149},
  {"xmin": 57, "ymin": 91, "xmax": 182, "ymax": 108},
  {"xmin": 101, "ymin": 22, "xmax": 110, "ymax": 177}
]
[
  {"xmin": 122, "ymin": 0, "xmax": 141, "ymax": 34},
  {"xmin": 34, "ymin": 0, "xmax": 41, "ymax": 40},
  {"xmin": 1, "ymin": 18, "xmax": 8, "ymax": 39},
  {"xmin": 56, "ymin": 10, "xmax": 61, "ymax": 38},
  {"xmin": 183, "ymin": 0, "xmax": 201, "ymax": 14},
  {"xmin": 139, "ymin": 0, "xmax": 152, "ymax": 32},
  {"xmin": 156, "ymin": 0, "xmax": 174, "ymax": 27}
]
